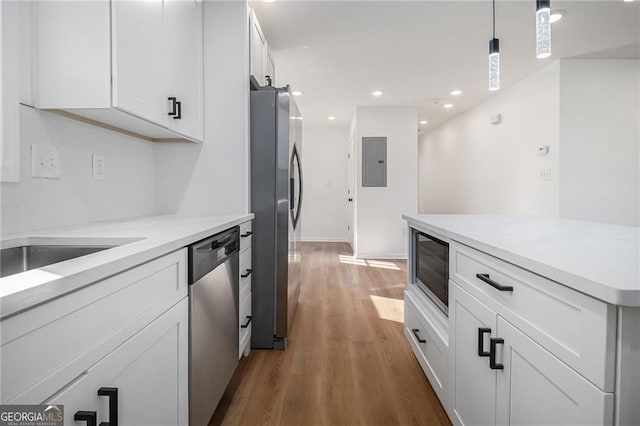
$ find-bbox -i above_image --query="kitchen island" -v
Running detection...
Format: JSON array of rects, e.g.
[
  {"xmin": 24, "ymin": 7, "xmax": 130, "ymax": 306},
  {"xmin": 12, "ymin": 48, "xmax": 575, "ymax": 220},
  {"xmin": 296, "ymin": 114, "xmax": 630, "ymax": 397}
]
[{"xmin": 403, "ymin": 214, "xmax": 639, "ymax": 426}]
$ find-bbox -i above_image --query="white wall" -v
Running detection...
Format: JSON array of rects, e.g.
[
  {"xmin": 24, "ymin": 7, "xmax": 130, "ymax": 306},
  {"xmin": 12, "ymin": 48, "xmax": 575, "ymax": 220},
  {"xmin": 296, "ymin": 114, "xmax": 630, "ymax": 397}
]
[
  {"xmin": 1, "ymin": 106, "xmax": 156, "ymax": 234},
  {"xmin": 419, "ymin": 62, "xmax": 560, "ymax": 217},
  {"xmin": 300, "ymin": 125, "xmax": 348, "ymax": 242},
  {"xmin": 355, "ymin": 106, "xmax": 418, "ymax": 258},
  {"xmin": 559, "ymin": 59, "xmax": 640, "ymax": 226},
  {"xmin": 155, "ymin": 1, "xmax": 250, "ymax": 216}
]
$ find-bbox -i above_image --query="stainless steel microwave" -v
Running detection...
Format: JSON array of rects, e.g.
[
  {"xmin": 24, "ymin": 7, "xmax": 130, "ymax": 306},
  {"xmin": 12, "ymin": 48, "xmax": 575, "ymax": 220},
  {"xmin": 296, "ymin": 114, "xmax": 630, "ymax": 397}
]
[{"xmin": 413, "ymin": 230, "xmax": 449, "ymax": 315}]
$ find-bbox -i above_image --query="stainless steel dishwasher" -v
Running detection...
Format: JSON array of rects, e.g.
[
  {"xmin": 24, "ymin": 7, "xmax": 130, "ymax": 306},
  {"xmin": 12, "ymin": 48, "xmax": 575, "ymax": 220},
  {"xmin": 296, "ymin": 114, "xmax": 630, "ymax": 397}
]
[{"xmin": 188, "ymin": 226, "xmax": 239, "ymax": 426}]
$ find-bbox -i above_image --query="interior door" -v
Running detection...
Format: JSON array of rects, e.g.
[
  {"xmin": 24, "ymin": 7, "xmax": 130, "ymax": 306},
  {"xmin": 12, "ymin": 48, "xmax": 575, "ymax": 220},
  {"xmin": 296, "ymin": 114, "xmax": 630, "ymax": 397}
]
[
  {"xmin": 111, "ymin": 0, "xmax": 166, "ymax": 125},
  {"xmin": 495, "ymin": 317, "xmax": 614, "ymax": 426},
  {"xmin": 449, "ymin": 282, "xmax": 498, "ymax": 426},
  {"xmin": 164, "ymin": 0, "xmax": 203, "ymax": 141},
  {"xmin": 347, "ymin": 134, "xmax": 355, "ymax": 250}
]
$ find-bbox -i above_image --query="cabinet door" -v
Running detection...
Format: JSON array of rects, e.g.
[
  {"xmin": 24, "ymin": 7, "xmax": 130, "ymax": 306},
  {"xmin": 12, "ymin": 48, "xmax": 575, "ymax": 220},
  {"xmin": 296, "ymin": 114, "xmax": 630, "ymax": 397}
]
[
  {"xmin": 112, "ymin": 0, "xmax": 167, "ymax": 127},
  {"xmin": 449, "ymin": 282, "xmax": 498, "ymax": 426},
  {"xmin": 164, "ymin": 0, "xmax": 203, "ymax": 141},
  {"xmin": 250, "ymin": 11, "xmax": 266, "ymax": 85},
  {"xmin": 43, "ymin": 374, "xmax": 92, "ymax": 426},
  {"xmin": 266, "ymin": 51, "xmax": 275, "ymax": 86},
  {"xmin": 495, "ymin": 317, "xmax": 614, "ymax": 426},
  {"xmin": 87, "ymin": 300, "xmax": 189, "ymax": 426}
]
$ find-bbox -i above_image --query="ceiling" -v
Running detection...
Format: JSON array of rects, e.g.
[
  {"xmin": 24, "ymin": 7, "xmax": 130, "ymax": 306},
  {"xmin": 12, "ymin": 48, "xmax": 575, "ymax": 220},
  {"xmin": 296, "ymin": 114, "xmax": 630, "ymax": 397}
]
[{"xmin": 250, "ymin": 0, "xmax": 640, "ymax": 129}]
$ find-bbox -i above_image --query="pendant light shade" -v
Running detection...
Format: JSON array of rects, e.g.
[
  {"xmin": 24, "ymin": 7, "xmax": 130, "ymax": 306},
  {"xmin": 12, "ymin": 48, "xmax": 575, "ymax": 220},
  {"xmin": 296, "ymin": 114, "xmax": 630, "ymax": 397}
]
[
  {"xmin": 488, "ymin": 0, "xmax": 500, "ymax": 91},
  {"xmin": 536, "ymin": 0, "xmax": 551, "ymax": 58},
  {"xmin": 489, "ymin": 38, "xmax": 500, "ymax": 91}
]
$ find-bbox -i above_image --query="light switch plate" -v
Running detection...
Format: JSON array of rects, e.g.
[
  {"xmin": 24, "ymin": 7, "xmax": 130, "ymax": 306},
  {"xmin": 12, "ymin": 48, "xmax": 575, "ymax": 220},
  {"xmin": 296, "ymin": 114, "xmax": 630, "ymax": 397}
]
[
  {"xmin": 92, "ymin": 154, "xmax": 106, "ymax": 181},
  {"xmin": 539, "ymin": 168, "xmax": 552, "ymax": 181},
  {"xmin": 31, "ymin": 144, "xmax": 60, "ymax": 179}
]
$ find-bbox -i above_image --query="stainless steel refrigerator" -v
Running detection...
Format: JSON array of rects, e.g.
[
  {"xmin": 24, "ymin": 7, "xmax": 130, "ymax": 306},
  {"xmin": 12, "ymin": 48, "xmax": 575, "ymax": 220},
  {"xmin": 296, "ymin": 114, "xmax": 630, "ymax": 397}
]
[{"xmin": 250, "ymin": 85, "xmax": 302, "ymax": 350}]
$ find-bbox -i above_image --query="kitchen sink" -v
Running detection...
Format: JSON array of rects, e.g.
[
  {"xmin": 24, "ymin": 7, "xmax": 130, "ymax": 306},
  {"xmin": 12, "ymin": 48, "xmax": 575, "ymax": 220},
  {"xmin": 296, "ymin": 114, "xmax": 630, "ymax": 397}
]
[{"xmin": 0, "ymin": 238, "xmax": 140, "ymax": 278}]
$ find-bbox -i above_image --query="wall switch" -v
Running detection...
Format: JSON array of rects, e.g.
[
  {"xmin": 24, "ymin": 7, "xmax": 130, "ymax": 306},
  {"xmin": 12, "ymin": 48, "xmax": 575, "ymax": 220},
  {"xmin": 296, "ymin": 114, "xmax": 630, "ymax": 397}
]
[
  {"xmin": 92, "ymin": 154, "xmax": 106, "ymax": 181},
  {"xmin": 539, "ymin": 168, "xmax": 552, "ymax": 181},
  {"xmin": 31, "ymin": 144, "xmax": 60, "ymax": 179}
]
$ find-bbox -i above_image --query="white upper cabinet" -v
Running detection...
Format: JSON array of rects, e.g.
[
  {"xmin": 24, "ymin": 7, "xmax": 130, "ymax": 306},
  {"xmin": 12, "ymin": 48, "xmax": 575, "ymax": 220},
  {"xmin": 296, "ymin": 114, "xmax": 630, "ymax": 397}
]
[
  {"xmin": 250, "ymin": 9, "xmax": 275, "ymax": 87},
  {"xmin": 34, "ymin": 0, "xmax": 203, "ymax": 143},
  {"xmin": 164, "ymin": 0, "xmax": 204, "ymax": 141},
  {"xmin": 112, "ymin": 0, "xmax": 167, "ymax": 127}
]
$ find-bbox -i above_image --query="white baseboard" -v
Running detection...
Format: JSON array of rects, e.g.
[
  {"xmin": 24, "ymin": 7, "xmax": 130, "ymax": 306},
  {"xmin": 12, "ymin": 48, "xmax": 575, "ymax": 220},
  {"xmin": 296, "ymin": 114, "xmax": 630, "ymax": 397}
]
[
  {"xmin": 300, "ymin": 237, "xmax": 349, "ymax": 243},
  {"xmin": 353, "ymin": 252, "xmax": 408, "ymax": 260}
]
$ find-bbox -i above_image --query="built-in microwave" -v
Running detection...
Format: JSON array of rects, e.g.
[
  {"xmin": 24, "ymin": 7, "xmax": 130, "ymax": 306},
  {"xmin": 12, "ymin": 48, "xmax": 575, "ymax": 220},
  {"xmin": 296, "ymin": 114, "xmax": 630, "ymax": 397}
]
[{"xmin": 413, "ymin": 230, "xmax": 449, "ymax": 315}]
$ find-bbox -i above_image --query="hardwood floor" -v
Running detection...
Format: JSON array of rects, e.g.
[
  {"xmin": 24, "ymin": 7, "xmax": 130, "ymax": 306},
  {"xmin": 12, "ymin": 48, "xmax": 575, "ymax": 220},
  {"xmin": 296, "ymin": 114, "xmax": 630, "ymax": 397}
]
[{"xmin": 211, "ymin": 242, "xmax": 450, "ymax": 426}]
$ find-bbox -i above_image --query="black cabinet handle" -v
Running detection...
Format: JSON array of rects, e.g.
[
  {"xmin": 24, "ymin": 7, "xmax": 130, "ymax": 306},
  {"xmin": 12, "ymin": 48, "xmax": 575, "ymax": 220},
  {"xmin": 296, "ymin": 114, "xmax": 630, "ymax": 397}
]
[
  {"xmin": 348, "ymin": 198, "xmax": 353, "ymax": 202},
  {"xmin": 478, "ymin": 327, "xmax": 491, "ymax": 357},
  {"xmin": 241, "ymin": 231, "xmax": 253, "ymax": 238},
  {"xmin": 241, "ymin": 269, "xmax": 253, "ymax": 278},
  {"xmin": 97, "ymin": 387, "xmax": 118, "ymax": 426},
  {"xmin": 411, "ymin": 328, "xmax": 427, "ymax": 343},
  {"xmin": 241, "ymin": 315, "xmax": 252, "ymax": 328},
  {"xmin": 476, "ymin": 274, "xmax": 514, "ymax": 292},
  {"xmin": 74, "ymin": 411, "xmax": 97, "ymax": 426},
  {"xmin": 173, "ymin": 101, "xmax": 182, "ymax": 120},
  {"xmin": 265, "ymin": 75, "xmax": 272, "ymax": 86},
  {"xmin": 489, "ymin": 338, "xmax": 504, "ymax": 370},
  {"xmin": 168, "ymin": 97, "xmax": 177, "ymax": 116}
]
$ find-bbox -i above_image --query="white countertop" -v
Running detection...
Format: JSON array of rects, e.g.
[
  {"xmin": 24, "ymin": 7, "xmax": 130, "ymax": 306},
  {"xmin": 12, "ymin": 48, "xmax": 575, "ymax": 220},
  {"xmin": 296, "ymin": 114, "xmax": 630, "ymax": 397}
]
[
  {"xmin": 0, "ymin": 214, "xmax": 254, "ymax": 319},
  {"xmin": 403, "ymin": 214, "xmax": 640, "ymax": 307}
]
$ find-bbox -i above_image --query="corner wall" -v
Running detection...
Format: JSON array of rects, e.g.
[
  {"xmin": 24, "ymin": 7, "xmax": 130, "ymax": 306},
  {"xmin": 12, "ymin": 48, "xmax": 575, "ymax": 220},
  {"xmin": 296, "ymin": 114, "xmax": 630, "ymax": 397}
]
[
  {"xmin": 419, "ymin": 62, "xmax": 560, "ymax": 217},
  {"xmin": 355, "ymin": 106, "xmax": 418, "ymax": 258},
  {"xmin": 559, "ymin": 59, "xmax": 640, "ymax": 226}
]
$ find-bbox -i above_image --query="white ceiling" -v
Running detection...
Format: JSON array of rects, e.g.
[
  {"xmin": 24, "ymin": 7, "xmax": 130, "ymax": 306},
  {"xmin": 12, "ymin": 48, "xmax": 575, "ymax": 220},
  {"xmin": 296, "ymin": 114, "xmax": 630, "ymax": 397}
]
[{"xmin": 250, "ymin": 0, "xmax": 640, "ymax": 129}]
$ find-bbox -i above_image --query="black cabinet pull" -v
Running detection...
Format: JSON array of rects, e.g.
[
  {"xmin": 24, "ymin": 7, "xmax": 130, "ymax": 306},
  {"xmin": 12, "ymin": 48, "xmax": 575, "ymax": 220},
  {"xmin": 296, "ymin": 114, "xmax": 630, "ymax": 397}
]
[
  {"xmin": 74, "ymin": 411, "xmax": 97, "ymax": 426},
  {"xmin": 348, "ymin": 198, "xmax": 353, "ymax": 202},
  {"xmin": 476, "ymin": 274, "xmax": 514, "ymax": 292},
  {"xmin": 168, "ymin": 97, "xmax": 177, "ymax": 116},
  {"xmin": 411, "ymin": 328, "xmax": 427, "ymax": 343},
  {"xmin": 173, "ymin": 101, "xmax": 182, "ymax": 120},
  {"xmin": 265, "ymin": 75, "xmax": 272, "ymax": 86},
  {"xmin": 97, "ymin": 387, "xmax": 118, "ymax": 426},
  {"xmin": 241, "ymin": 231, "xmax": 253, "ymax": 238},
  {"xmin": 489, "ymin": 338, "xmax": 505, "ymax": 370},
  {"xmin": 241, "ymin": 269, "xmax": 253, "ymax": 278},
  {"xmin": 478, "ymin": 327, "xmax": 491, "ymax": 357},
  {"xmin": 241, "ymin": 315, "xmax": 252, "ymax": 328}
]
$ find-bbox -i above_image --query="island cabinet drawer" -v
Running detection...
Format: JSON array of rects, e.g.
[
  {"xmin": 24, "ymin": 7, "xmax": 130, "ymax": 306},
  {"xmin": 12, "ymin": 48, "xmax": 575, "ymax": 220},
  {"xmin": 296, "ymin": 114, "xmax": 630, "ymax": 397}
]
[
  {"xmin": 240, "ymin": 220, "xmax": 253, "ymax": 253},
  {"xmin": 239, "ymin": 290, "xmax": 252, "ymax": 358},
  {"xmin": 451, "ymin": 243, "xmax": 617, "ymax": 392},
  {"xmin": 0, "ymin": 249, "xmax": 188, "ymax": 404},
  {"xmin": 404, "ymin": 290, "xmax": 448, "ymax": 403}
]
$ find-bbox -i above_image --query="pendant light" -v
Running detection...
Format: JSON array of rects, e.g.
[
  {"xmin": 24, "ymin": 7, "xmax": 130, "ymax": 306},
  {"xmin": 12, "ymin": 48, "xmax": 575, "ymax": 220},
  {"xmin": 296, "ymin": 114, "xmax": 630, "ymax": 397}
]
[
  {"xmin": 489, "ymin": 0, "xmax": 500, "ymax": 91},
  {"xmin": 536, "ymin": 0, "xmax": 551, "ymax": 58}
]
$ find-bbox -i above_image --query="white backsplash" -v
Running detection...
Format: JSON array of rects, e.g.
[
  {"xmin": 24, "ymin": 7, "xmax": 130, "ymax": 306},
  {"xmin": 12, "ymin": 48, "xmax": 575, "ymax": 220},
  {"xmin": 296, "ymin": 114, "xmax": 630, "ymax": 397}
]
[{"xmin": 1, "ymin": 106, "xmax": 156, "ymax": 235}]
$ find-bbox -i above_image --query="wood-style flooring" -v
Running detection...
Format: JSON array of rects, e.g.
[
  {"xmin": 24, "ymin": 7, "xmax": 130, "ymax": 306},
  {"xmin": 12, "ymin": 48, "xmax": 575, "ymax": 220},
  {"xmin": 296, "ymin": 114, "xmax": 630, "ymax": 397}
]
[{"xmin": 211, "ymin": 242, "xmax": 450, "ymax": 426}]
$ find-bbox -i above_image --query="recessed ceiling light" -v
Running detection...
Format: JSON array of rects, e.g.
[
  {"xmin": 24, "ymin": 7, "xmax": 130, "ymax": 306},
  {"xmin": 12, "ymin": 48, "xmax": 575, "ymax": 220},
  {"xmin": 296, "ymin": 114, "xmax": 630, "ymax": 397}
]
[
  {"xmin": 623, "ymin": 0, "xmax": 635, "ymax": 2},
  {"xmin": 450, "ymin": 90, "xmax": 463, "ymax": 96},
  {"xmin": 420, "ymin": 120, "xmax": 428, "ymax": 125},
  {"xmin": 443, "ymin": 104, "xmax": 454, "ymax": 109},
  {"xmin": 292, "ymin": 90, "xmax": 304, "ymax": 96},
  {"xmin": 550, "ymin": 10, "xmax": 565, "ymax": 23},
  {"xmin": 262, "ymin": 0, "xmax": 277, "ymax": 3},
  {"xmin": 328, "ymin": 116, "xmax": 336, "ymax": 121},
  {"xmin": 372, "ymin": 90, "xmax": 384, "ymax": 97}
]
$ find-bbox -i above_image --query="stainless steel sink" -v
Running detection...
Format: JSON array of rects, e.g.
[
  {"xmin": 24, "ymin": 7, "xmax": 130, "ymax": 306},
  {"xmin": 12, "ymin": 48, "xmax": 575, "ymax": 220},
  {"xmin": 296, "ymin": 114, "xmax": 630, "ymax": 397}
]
[{"xmin": 0, "ymin": 237, "xmax": 141, "ymax": 278}]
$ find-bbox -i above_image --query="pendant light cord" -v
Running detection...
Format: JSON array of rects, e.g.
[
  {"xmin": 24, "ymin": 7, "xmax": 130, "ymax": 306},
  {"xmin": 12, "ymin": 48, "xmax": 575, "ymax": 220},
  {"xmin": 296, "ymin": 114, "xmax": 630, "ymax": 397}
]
[{"xmin": 492, "ymin": 0, "xmax": 496, "ymax": 38}]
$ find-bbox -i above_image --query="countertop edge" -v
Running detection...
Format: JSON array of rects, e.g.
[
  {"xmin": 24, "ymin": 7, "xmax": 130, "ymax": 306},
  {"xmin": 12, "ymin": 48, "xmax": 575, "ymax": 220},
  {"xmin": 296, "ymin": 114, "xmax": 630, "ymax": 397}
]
[
  {"xmin": 403, "ymin": 214, "xmax": 640, "ymax": 307},
  {"xmin": 0, "ymin": 214, "xmax": 254, "ymax": 320}
]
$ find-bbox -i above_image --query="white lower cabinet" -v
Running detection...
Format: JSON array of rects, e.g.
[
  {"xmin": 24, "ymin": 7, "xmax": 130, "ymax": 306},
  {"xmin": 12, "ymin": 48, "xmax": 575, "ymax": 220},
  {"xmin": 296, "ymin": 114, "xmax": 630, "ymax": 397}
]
[
  {"xmin": 496, "ymin": 316, "xmax": 613, "ymax": 426},
  {"xmin": 2, "ymin": 249, "xmax": 189, "ymax": 425},
  {"xmin": 448, "ymin": 281, "xmax": 614, "ymax": 426},
  {"xmin": 448, "ymin": 282, "xmax": 497, "ymax": 426},
  {"xmin": 239, "ymin": 220, "xmax": 253, "ymax": 358}
]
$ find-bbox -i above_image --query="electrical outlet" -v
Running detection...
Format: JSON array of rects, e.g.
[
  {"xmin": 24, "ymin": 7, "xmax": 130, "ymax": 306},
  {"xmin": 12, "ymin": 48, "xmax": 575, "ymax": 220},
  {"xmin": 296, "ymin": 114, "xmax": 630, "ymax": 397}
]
[
  {"xmin": 539, "ymin": 168, "xmax": 552, "ymax": 181},
  {"xmin": 31, "ymin": 144, "xmax": 60, "ymax": 179},
  {"xmin": 92, "ymin": 154, "xmax": 106, "ymax": 181}
]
